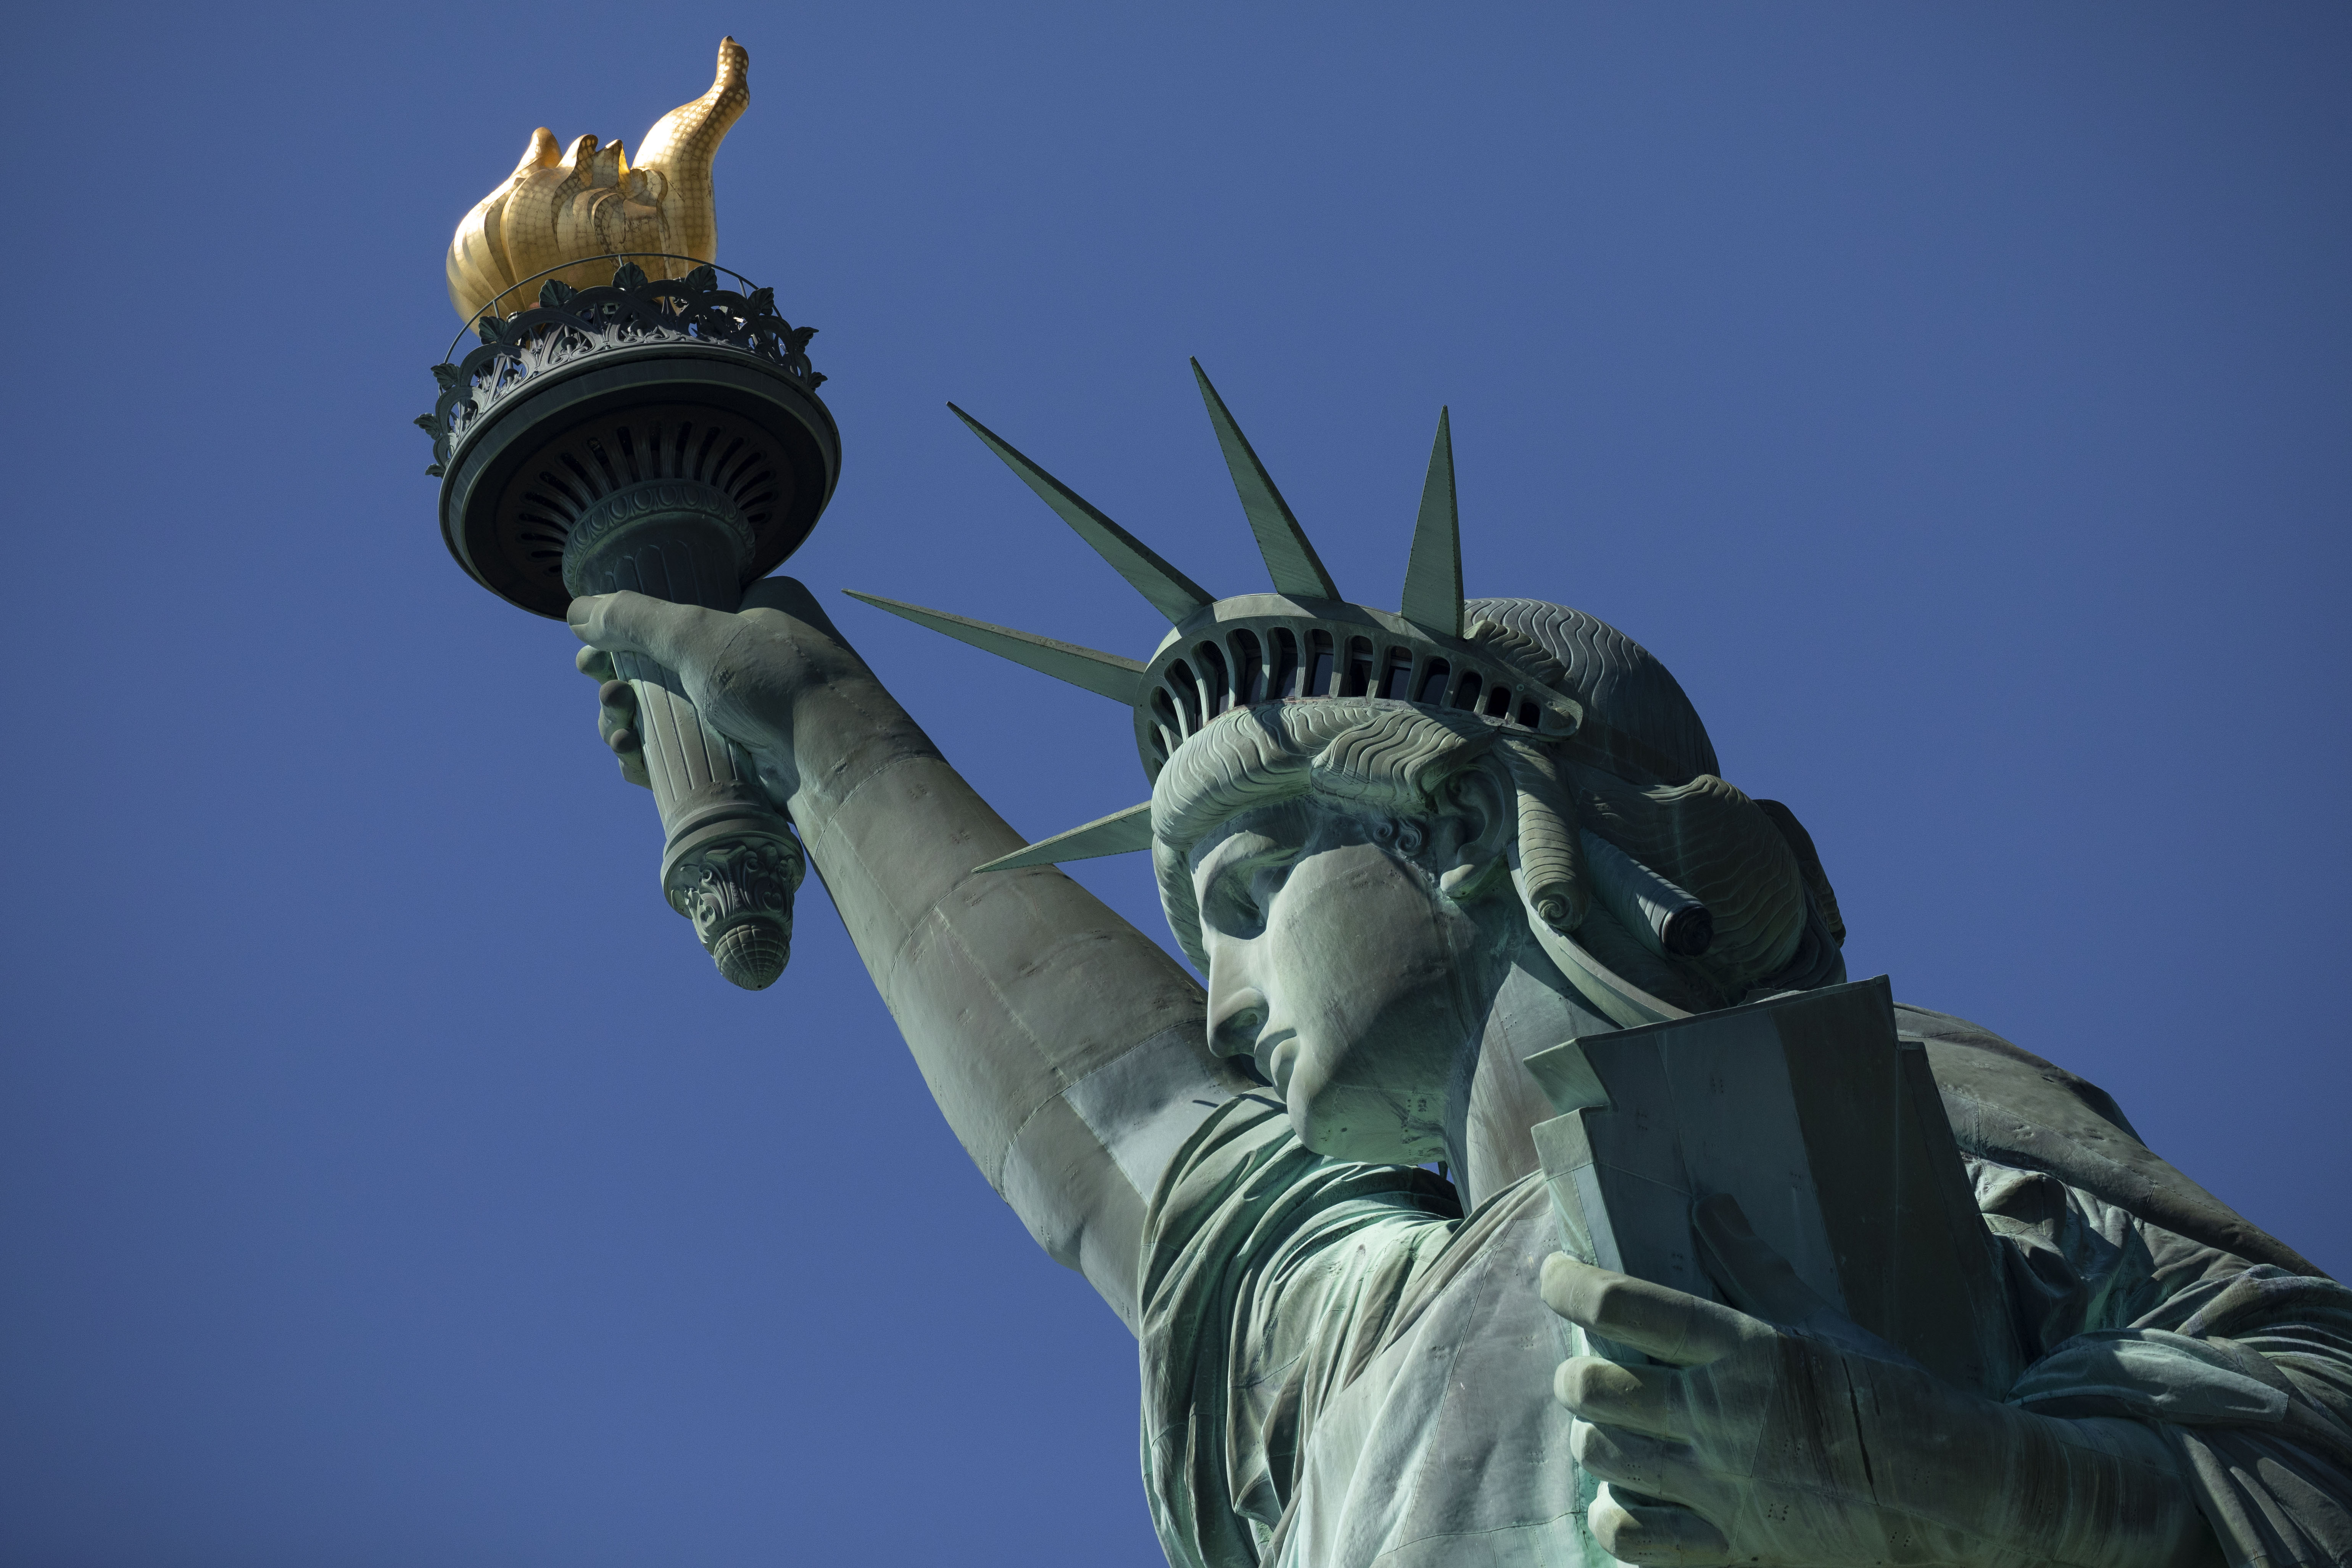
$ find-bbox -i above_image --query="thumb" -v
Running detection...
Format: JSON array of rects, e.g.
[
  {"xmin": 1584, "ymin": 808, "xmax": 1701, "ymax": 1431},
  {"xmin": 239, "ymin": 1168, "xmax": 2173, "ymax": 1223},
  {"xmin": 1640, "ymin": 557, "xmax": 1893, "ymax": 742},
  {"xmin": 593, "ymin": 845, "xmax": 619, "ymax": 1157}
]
[{"xmin": 567, "ymin": 591, "xmax": 733, "ymax": 674}]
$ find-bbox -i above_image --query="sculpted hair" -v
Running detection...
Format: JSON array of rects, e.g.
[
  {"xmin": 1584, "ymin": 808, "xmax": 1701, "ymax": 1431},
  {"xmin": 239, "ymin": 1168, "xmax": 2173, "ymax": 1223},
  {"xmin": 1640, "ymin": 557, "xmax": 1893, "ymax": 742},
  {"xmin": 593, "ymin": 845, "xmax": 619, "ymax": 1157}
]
[
  {"xmin": 1151, "ymin": 699, "xmax": 1842, "ymax": 1006},
  {"xmin": 1151, "ymin": 699, "xmax": 1575, "ymax": 969}
]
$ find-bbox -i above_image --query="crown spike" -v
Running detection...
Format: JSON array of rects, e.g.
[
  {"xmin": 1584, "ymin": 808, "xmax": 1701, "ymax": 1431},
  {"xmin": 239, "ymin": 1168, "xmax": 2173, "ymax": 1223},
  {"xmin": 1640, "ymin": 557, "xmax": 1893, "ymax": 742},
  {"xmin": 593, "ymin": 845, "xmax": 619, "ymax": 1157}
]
[
  {"xmin": 973, "ymin": 801, "xmax": 1155, "ymax": 873},
  {"xmin": 1400, "ymin": 406, "xmax": 1463, "ymax": 638},
  {"xmin": 843, "ymin": 591, "xmax": 1145, "ymax": 704},
  {"xmin": 1190, "ymin": 359, "xmax": 1341, "ymax": 601},
  {"xmin": 950, "ymin": 404, "xmax": 1214, "ymax": 625}
]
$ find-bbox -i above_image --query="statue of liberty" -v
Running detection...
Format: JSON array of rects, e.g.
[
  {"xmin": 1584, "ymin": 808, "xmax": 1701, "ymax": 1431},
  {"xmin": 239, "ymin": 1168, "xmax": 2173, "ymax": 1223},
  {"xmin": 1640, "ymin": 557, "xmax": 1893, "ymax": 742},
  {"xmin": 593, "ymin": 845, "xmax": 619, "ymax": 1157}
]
[
  {"xmin": 565, "ymin": 366, "xmax": 2349, "ymax": 1566},
  {"xmin": 430, "ymin": 40, "xmax": 2347, "ymax": 1565}
]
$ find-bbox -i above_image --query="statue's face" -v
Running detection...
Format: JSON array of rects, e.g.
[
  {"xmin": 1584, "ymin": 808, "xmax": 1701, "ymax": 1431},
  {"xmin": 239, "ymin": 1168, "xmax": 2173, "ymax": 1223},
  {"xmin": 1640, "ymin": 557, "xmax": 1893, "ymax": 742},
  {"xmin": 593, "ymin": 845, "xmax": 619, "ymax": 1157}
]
[{"xmin": 1190, "ymin": 798, "xmax": 1508, "ymax": 1165}]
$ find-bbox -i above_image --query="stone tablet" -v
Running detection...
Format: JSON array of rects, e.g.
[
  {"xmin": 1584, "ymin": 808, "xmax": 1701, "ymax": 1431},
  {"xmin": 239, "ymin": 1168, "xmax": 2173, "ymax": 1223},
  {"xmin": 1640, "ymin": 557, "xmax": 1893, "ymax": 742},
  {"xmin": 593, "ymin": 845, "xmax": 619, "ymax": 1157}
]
[{"xmin": 1525, "ymin": 975, "xmax": 2022, "ymax": 1397}]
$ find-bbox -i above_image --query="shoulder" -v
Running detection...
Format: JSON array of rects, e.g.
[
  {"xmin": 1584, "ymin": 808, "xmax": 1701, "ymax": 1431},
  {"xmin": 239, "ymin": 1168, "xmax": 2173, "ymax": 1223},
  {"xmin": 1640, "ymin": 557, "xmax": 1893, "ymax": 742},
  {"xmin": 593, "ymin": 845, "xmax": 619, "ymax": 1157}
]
[
  {"xmin": 1896, "ymin": 1001, "xmax": 2321, "ymax": 1278},
  {"xmin": 1137, "ymin": 1095, "xmax": 1467, "ymax": 1566},
  {"xmin": 1141, "ymin": 1094, "xmax": 1462, "ymax": 1306}
]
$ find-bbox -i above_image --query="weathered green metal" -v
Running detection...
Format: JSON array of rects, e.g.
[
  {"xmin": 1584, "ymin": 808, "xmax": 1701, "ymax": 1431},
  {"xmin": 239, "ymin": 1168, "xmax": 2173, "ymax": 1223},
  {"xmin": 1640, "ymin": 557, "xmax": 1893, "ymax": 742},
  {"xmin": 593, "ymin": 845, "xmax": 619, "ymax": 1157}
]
[
  {"xmin": 1190, "ymin": 358, "xmax": 1339, "ymax": 601},
  {"xmin": 970, "ymin": 801, "xmax": 1154, "ymax": 873},
  {"xmin": 841, "ymin": 592, "xmax": 1146, "ymax": 704},
  {"xmin": 1401, "ymin": 407, "xmax": 1462, "ymax": 638},
  {"xmin": 947, "ymin": 403, "xmax": 1214, "ymax": 624},
  {"xmin": 549, "ymin": 352, "xmax": 2343, "ymax": 1564}
]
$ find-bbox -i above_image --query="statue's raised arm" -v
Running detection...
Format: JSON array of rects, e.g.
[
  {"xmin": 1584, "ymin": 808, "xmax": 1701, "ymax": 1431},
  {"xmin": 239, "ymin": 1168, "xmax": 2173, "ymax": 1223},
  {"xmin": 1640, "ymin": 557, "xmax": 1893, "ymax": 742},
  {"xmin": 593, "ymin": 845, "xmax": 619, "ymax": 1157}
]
[{"xmin": 570, "ymin": 571, "xmax": 1246, "ymax": 1329}]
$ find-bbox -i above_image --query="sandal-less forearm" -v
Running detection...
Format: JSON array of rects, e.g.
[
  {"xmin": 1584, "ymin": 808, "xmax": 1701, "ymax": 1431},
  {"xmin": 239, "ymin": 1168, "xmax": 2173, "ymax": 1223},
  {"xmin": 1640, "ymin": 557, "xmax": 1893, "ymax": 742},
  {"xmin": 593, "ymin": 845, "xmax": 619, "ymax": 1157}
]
[{"xmin": 762, "ymin": 588, "xmax": 1242, "ymax": 1329}]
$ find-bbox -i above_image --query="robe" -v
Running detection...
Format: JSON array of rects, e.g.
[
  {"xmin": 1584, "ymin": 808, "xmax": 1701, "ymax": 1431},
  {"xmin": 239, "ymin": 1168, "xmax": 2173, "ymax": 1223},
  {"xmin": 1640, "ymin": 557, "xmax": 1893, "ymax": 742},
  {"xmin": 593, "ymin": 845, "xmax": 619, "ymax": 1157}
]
[{"xmin": 1137, "ymin": 1004, "xmax": 2349, "ymax": 1567}]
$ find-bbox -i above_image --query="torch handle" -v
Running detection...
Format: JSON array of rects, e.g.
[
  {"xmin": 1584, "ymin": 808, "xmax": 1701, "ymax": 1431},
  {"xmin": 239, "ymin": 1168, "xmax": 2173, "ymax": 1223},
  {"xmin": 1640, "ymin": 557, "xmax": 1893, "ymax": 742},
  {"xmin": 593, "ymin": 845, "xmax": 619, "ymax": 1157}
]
[
  {"xmin": 574, "ymin": 503, "xmax": 804, "ymax": 991},
  {"xmin": 612, "ymin": 649, "xmax": 757, "ymax": 825}
]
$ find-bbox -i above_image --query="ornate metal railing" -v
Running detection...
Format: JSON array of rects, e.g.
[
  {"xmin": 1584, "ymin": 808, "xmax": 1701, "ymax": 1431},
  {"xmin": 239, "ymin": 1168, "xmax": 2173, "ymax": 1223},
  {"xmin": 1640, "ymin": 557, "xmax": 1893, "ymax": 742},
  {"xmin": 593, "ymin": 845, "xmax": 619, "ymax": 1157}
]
[{"xmin": 416, "ymin": 255, "xmax": 823, "ymax": 476}]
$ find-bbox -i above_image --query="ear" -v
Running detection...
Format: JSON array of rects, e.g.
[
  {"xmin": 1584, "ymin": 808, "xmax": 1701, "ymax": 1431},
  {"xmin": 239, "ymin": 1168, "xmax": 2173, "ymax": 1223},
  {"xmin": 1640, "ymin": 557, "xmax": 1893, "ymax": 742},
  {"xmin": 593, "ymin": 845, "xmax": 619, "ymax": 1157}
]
[{"xmin": 1436, "ymin": 761, "xmax": 1515, "ymax": 901}]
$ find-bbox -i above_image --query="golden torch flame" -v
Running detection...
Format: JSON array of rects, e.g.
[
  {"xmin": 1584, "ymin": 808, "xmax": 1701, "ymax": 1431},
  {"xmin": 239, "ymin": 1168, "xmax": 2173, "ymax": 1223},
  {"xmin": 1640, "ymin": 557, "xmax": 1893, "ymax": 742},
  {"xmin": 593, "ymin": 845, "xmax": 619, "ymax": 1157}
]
[{"xmin": 443, "ymin": 37, "xmax": 750, "ymax": 325}]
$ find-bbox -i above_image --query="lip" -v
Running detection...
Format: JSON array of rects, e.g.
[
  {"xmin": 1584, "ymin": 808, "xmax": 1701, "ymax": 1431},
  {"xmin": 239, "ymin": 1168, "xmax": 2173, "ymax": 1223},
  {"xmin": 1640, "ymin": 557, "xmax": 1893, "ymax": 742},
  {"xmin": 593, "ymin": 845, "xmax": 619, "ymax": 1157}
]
[{"xmin": 1260, "ymin": 1034, "xmax": 1301, "ymax": 1098}]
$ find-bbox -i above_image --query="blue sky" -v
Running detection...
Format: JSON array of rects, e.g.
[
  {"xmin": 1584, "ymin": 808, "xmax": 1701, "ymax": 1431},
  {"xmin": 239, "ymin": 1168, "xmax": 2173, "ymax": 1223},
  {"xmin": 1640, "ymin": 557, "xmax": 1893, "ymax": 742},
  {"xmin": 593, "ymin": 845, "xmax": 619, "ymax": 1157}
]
[{"xmin": 4, "ymin": 3, "xmax": 2347, "ymax": 1563}]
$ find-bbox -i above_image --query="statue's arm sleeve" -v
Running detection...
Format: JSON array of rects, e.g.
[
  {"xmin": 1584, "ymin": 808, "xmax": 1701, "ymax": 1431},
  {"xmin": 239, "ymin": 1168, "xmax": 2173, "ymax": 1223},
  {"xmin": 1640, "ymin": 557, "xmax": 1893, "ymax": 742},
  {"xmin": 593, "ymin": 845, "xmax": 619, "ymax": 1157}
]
[
  {"xmin": 1980, "ymin": 1164, "xmax": 2352, "ymax": 1565},
  {"xmin": 775, "ymin": 620, "xmax": 1250, "ymax": 1331}
]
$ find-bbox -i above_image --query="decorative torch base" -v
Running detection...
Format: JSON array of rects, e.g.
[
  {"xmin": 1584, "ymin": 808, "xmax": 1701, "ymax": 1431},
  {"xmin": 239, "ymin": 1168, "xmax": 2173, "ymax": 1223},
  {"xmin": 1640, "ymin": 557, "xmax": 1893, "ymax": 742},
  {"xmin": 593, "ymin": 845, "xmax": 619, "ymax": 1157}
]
[{"xmin": 659, "ymin": 789, "xmax": 806, "ymax": 989}]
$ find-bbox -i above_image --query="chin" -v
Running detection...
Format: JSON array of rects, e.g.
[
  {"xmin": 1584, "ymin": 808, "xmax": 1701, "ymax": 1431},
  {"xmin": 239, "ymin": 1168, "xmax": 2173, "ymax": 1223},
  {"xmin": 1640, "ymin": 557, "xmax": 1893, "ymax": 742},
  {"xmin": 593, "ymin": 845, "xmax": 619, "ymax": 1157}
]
[{"xmin": 1290, "ymin": 1076, "xmax": 1447, "ymax": 1167}]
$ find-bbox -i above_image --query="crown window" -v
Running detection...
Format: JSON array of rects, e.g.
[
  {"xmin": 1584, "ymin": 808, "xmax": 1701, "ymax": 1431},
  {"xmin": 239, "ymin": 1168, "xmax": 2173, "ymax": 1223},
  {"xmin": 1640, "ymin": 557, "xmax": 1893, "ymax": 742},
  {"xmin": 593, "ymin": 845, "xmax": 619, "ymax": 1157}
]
[
  {"xmin": 1269, "ymin": 628, "xmax": 1300, "ymax": 701},
  {"xmin": 1168, "ymin": 661, "xmax": 1203, "ymax": 731},
  {"xmin": 1230, "ymin": 631, "xmax": 1265, "ymax": 706},
  {"xmin": 1196, "ymin": 642, "xmax": 1231, "ymax": 715},
  {"xmin": 1307, "ymin": 630, "xmax": 1335, "ymax": 696},
  {"xmin": 1378, "ymin": 648, "xmax": 1414, "ymax": 700}
]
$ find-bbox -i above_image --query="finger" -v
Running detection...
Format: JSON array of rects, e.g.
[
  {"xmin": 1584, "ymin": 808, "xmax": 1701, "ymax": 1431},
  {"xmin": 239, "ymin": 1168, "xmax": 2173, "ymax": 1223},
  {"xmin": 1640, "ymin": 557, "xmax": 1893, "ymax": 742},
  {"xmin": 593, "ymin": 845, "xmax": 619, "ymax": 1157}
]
[
  {"xmin": 605, "ymin": 719, "xmax": 650, "ymax": 789},
  {"xmin": 1554, "ymin": 1355, "xmax": 1680, "ymax": 1439},
  {"xmin": 590, "ymin": 679, "xmax": 651, "ymax": 790},
  {"xmin": 567, "ymin": 591, "xmax": 731, "ymax": 672},
  {"xmin": 1691, "ymin": 1194, "xmax": 1831, "ymax": 1328},
  {"xmin": 595, "ymin": 679, "xmax": 638, "ymax": 749},
  {"xmin": 575, "ymin": 645, "xmax": 617, "ymax": 680},
  {"xmin": 1587, "ymin": 1484, "xmax": 1733, "ymax": 1566},
  {"xmin": 1541, "ymin": 1254, "xmax": 1753, "ymax": 1367},
  {"xmin": 1566, "ymin": 1420, "xmax": 1707, "ymax": 1509}
]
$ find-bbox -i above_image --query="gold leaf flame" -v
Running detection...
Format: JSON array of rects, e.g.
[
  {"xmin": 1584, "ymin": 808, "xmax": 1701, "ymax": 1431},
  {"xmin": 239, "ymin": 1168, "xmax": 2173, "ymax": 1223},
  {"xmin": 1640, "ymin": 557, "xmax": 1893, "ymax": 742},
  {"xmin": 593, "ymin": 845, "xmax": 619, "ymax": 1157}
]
[{"xmin": 443, "ymin": 37, "xmax": 749, "ymax": 324}]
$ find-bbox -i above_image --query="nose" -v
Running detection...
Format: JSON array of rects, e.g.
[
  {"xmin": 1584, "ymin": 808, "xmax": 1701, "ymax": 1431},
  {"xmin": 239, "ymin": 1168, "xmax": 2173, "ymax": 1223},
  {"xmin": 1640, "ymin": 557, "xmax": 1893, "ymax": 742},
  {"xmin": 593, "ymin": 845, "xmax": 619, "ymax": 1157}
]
[{"xmin": 1209, "ymin": 985, "xmax": 1268, "ymax": 1060}]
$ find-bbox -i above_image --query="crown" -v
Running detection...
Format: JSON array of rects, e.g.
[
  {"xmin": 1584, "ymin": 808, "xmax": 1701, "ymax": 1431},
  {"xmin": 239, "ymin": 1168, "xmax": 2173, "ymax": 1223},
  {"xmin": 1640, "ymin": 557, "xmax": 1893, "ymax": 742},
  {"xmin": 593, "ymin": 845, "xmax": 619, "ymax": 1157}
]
[{"xmin": 850, "ymin": 362, "xmax": 1713, "ymax": 875}]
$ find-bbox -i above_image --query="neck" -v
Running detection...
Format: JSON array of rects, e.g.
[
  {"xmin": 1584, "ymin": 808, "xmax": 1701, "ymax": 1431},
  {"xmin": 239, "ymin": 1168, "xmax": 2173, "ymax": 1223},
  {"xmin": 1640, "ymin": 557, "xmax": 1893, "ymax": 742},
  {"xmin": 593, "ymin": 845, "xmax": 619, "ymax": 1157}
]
[{"xmin": 1445, "ymin": 934, "xmax": 1616, "ymax": 1210}]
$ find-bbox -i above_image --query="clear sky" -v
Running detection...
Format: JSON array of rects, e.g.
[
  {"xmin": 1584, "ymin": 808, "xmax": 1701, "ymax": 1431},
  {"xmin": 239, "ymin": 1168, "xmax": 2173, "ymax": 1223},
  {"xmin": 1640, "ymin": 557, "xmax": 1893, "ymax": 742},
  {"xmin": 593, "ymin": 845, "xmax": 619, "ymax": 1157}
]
[{"xmin": 3, "ymin": 3, "xmax": 2347, "ymax": 1563}]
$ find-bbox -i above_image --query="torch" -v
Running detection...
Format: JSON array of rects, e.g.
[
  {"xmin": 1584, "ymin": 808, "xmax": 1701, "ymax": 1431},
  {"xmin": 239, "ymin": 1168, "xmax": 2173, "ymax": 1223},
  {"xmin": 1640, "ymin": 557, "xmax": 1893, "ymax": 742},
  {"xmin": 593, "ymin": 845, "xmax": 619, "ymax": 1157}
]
[{"xmin": 416, "ymin": 40, "xmax": 838, "ymax": 990}]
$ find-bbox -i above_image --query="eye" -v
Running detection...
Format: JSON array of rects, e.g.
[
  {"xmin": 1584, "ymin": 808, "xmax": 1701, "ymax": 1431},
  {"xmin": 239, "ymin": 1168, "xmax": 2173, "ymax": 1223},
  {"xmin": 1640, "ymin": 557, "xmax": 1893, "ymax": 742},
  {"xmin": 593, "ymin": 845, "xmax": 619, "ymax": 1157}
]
[
  {"xmin": 1202, "ymin": 849, "xmax": 1294, "ymax": 939},
  {"xmin": 1204, "ymin": 875, "xmax": 1267, "ymax": 939}
]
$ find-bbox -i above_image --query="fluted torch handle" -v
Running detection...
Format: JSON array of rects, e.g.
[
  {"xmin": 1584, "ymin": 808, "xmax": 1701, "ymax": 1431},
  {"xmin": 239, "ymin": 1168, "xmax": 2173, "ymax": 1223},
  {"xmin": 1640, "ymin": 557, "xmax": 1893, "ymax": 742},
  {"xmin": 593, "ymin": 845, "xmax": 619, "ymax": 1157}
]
[{"xmin": 568, "ymin": 481, "xmax": 803, "ymax": 990}]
